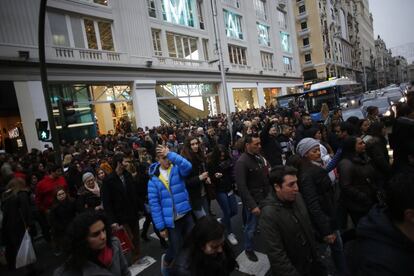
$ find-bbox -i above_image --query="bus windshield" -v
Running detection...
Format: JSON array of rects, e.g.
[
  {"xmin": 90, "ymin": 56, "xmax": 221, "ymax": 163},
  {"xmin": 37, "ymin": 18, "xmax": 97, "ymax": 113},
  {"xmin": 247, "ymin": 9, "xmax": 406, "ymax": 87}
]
[{"xmin": 305, "ymin": 92, "xmax": 337, "ymax": 113}]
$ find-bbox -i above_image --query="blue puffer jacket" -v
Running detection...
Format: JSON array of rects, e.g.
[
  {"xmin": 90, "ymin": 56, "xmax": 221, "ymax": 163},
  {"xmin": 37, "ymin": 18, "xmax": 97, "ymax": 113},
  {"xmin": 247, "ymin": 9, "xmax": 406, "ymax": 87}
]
[{"xmin": 148, "ymin": 152, "xmax": 192, "ymax": 231}]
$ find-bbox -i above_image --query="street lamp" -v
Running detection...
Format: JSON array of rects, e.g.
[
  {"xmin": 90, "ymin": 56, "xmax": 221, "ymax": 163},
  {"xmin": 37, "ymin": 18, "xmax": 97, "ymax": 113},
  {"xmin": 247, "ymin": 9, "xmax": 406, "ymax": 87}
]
[{"xmin": 211, "ymin": 0, "xmax": 233, "ymax": 143}]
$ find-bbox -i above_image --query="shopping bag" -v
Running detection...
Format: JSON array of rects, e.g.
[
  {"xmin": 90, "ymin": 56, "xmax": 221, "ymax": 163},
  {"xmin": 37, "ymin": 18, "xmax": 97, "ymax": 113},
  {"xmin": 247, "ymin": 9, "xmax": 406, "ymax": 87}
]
[
  {"xmin": 15, "ymin": 230, "xmax": 37, "ymax": 269},
  {"xmin": 113, "ymin": 227, "xmax": 133, "ymax": 254}
]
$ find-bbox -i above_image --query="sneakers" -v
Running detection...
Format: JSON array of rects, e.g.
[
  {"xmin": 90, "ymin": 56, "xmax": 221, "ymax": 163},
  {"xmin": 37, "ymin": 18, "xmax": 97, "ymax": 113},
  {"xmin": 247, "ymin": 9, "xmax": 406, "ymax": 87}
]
[
  {"xmin": 227, "ymin": 233, "xmax": 238, "ymax": 245},
  {"xmin": 245, "ymin": 250, "xmax": 258, "ymax": 262}
]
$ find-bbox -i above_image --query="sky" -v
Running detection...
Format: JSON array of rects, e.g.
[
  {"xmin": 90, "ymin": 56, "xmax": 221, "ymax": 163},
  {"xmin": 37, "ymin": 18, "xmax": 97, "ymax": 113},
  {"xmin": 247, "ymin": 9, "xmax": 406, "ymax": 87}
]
[{"xmin": 368, "ymin": 0, "xmax": 414, "ymax": 48}]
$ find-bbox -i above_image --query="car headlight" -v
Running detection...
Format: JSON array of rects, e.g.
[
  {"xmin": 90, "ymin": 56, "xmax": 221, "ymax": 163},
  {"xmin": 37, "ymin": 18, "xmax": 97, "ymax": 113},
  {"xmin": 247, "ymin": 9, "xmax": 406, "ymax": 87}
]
[
  {"xmin": 383, "ymin": 110, "xmax": 391, "ymax": 117},
  {"xmin": 350, "ymin": 100, "xmax": 356, "ymax": 105},
  {"xmin": 399, "ymin": 97, "xmax": 406, "ymax": 103}
]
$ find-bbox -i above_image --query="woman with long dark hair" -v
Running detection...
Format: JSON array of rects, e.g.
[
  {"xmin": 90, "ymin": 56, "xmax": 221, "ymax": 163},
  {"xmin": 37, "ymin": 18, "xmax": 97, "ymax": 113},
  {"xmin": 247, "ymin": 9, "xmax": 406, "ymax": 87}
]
[
  {"xmin": 337, "ymin": 136, "xmax": 379, "ymax": 225},
  {"xmin": 54, "ymin": 211, "xmax": 130, "ymax": 275},
  {"xmin": 171, "ymin": 216, "xmax": 237, "ymax": 276},
  {"xmin": 50, "ymin": 187, "xmax": 77, "ymax": 255},
  {"xmin": 181, "ymin": 136, "xmax": 210, "ymax": 219},
  {"xmin": 207, "ymin": 145, "xmax": 238, "ymax": 245}
]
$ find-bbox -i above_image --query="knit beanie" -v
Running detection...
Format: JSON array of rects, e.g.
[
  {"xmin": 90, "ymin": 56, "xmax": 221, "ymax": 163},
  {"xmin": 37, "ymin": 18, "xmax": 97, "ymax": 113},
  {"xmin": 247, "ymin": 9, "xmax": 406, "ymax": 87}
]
[
  {"xmin": 296, "ymin": 138, "xmax": 320, "ymax": 157},
  {"xmin": 82, "ymin": 172, "xmax": 95, "ymax": 183}
]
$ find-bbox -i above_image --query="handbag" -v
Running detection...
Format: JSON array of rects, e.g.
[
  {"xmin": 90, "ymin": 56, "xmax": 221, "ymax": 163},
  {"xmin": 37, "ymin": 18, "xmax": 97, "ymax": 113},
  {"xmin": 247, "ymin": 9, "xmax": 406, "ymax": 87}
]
[
  {"xmin": 113, "ymin": 227, "xmax": 133, "ymax": 254},
  {"xmin": 15, "ymin": 230, "xmax": 37, "ymax": 269}
]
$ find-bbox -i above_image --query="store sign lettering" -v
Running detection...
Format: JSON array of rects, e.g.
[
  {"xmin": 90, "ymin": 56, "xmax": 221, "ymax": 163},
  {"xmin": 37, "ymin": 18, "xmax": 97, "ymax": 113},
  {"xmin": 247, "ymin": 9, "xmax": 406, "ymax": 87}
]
[
  {"xmin": 225, "ymin": 11, "xmax": 242, "ymax": 39},
  {"xmin": 163, "ymin": 0, "xmax": 193, "ymax": 27}
]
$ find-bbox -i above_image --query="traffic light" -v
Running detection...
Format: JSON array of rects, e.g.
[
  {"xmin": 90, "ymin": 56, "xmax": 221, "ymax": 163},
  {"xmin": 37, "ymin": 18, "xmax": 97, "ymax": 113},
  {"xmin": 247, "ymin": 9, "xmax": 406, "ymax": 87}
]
[
  {"xmin": 58, "ymin": 100, "xmax": 77, "ymax": 128},
  {"xmin": 35, "ymin": 119, "xmax": 50, "ymax": 141}
]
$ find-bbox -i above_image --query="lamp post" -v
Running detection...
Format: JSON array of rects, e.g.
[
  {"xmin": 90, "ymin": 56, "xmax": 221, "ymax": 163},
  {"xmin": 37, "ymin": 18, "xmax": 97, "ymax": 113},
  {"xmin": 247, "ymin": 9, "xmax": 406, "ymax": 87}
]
[{"xmin": 211, "ymin": 0, "xmax": 233, "ymax": 143}]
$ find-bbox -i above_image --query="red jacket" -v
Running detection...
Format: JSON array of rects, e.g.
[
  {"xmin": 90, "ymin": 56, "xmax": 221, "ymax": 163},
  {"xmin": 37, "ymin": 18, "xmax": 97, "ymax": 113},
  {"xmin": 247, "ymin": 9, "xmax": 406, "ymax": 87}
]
[{"xmin": 35, "ymin": 175, "xmax": 67, "ymax": 212}]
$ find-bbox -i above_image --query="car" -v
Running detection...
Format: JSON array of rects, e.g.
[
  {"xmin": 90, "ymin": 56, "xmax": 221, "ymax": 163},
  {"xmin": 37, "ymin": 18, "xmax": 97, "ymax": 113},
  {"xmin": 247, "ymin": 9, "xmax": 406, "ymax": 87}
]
[
  {"xmin": 382, "ymin": 87, "xmax": 406, "ymax": 104},
  {"xmin": 361, "ymin": 97, "xmax": 391, "ymax": 117},
  {"xmin": 342, "ymin": 108, "xmax": 365, "ymax": 121}
]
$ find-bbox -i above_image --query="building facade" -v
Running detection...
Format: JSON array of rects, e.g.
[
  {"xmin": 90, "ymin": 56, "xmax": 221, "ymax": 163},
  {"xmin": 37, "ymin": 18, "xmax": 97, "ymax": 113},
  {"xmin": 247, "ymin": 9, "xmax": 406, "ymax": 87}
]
[
  {"xmin": 393, "ymin": 56, "xmax": 409, "ymax": 84},
  {"xmin": 355, "ymin": 0, "xmax": 375, "ymax": 90},
  {"xmin": 293, "ymin": 0, "xmax": 365, "ymax": 83},
  {"xmin": 0, "ymin": 0, "xmax": 302, "ymax": 151},
  {"xmin": 375, "ymin": 35, "xmax": 395, "ymax": 88}
]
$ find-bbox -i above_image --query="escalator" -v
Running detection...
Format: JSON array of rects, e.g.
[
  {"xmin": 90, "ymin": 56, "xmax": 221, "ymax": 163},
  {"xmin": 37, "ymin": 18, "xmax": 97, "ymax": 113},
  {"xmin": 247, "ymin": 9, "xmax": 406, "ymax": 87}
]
[{"xmin": 158, "ymin": 100, "xmax": 188, "ymax": 123}]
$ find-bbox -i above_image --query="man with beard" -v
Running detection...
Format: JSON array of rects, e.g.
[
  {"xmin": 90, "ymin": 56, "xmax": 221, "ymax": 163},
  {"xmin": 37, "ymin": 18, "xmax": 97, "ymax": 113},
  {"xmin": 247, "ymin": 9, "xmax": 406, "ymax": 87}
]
[
  {"xmin": 295, "ymin": 114, "xmax": 313, "ymax": 146},
  {"xmin": 171, "ymin": 216, "xmax": 237, "ymax": 276}
]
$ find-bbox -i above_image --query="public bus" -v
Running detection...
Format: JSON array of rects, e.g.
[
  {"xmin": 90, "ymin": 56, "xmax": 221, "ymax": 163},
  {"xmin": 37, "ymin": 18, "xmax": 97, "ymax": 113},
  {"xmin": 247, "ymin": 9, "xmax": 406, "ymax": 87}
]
[{"xmin": 303, "ymin": 78, "xmax": 363, "ymax": 120}]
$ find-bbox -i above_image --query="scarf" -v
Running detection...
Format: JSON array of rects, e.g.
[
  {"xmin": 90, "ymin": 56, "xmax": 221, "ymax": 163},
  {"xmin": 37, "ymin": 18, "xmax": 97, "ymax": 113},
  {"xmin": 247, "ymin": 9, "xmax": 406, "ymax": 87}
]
[
  {"xmin": 97, "ymin": 245, "xmax": 113, "ymax": 268},
  {"xmin": 85, "ymin": 182, "xmax": 100, "ymax": 197}
]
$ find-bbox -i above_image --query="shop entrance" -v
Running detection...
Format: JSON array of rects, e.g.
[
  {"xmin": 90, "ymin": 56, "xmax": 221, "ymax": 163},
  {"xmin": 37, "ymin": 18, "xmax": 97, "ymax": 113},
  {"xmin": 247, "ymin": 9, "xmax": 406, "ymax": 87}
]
[
  {"xmin": 49, "ymin": 83, "xmax": 134, "ymax": 141},
  {"xmin": 0, "ymin": 82, "xmax": 26, "ymax": 154}
]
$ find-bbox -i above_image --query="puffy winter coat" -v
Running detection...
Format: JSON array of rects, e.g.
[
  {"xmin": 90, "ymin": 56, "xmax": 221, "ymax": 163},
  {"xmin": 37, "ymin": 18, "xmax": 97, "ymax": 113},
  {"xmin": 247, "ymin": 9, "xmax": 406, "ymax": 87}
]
[{"xmin": 148, "ymin": 152, "xmax": 192, "ymax": 231}]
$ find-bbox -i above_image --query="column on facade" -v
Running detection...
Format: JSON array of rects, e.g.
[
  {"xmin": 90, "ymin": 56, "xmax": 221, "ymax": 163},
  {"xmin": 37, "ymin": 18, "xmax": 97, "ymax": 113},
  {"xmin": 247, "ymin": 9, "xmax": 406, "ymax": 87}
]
[
  {"xmin": 257, "ymin": 85, "xmax": 265, "ymax": 107},
  {"xmin": 94, "ymin": 103, "xmax": 114, "ymax": 134},
  {"xmin": 14, "ymin": 81, "xmax": 51, "ymax": 151},
  {"xmin": 132, "ymin": 80, "xmax": 160, "ymax": 128}
]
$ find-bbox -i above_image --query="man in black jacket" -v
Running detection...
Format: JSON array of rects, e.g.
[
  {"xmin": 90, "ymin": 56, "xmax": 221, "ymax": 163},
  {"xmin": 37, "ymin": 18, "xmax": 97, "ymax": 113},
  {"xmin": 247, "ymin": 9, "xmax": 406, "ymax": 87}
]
[
  {"xmin": 235, "ymin": 134, "xmax": 270, "ymax": 262},
  {"xmin": 353, "ymin": 174, "xmax": 414, "ymax": 276},
  {"xmin": 102, "ymin": 152, "xmax": 142, "ymax": 261},
  {"xmin": 260, "ymin": 166, "xmax": 326, "ymax": 276}
]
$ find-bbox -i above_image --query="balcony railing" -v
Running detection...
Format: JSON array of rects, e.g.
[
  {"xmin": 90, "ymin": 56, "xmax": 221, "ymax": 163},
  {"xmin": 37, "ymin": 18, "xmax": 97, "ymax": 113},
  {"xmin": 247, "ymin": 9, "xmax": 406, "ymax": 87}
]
[
  {"xmin": 51, "ymin": 46, "xmax": 125, "ymax": 63},
  {"xmin": 296, "ymin": 11, "xmax": 309, "ymax": 21},
  {"xmin": 155, "ymin": 56, "xmax": 214, "ymax": 69},
  {"xmin": 300, "ymin": 44, "xmax": 312, "ymax": 53},
  {"xmin": 303, "ymin": 61, "xmax": 314, "ymax": 68},
  {"xmin": 298, "ymin": 28, "xmax": 311, "ymax": 37}
]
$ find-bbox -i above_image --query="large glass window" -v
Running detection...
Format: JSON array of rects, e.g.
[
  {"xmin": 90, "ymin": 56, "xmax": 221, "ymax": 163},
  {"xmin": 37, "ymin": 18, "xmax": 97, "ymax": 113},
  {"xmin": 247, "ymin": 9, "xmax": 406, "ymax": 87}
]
[
  {"xmin": 84, "ymin": 19, "xmax": 98, "ymax": 49},
  {"xmin": 223, "ymin": 10, "xmax": 243, "ymax": 39},
  {"xmin": 98, "ymin": 22, "xmax": 114, "ymax": 51},
  {"xmin": 253, "ymin": 0, "xmax": 266, "ymax": 20},
  {"xmin": 257, "ymin": 23, "xmax": 270, "ymax": 46},
  {"xmin": 261, "ymin": 52, "xmax": 273, "ymax": 69},
  {"xmin": 71, "ymin": 17, "xmax": 85, "ymax": 48},
  {"xmin": 280, "ymin": 31, "xmax": 291, "ymax": 53},
  {"xmin": 202, "ymin": 39, "xmax": 209, "ymax": 60},
  {"xmin": 152, "ymin": 29, "xmax": 162, "ymax": 56},
  {"xmin": 147, "ymin": 0, "xmax": 156, "ymax": 17},
  {"xmin": 162, "ymin": 0, "xmax": 195, "ymax": 27},
  {"xmin": 228, "ymin": 45, "xmax": 247, "ymax": 65},
  {"xmin": 49, "ymin": 13, "xmax": 70, "ymax": 47},
  {"xmin": 166, "ymin": 32, "xmax": 199, "ymax": 60},
  {"xmin": 197, "ymin": 1, "xmax": 204, "ymax": 29}
]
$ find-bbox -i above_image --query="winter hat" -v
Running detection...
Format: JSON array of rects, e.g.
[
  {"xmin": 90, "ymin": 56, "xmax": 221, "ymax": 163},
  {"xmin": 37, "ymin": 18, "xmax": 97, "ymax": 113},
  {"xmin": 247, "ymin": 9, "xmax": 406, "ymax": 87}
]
[
  {"xmin": 296, "ymin": 138, "xmax": 320, "ymax": 157},
  {"xmin": 82, "ymin": 172, "xmax": 95, "ymax": 183}
]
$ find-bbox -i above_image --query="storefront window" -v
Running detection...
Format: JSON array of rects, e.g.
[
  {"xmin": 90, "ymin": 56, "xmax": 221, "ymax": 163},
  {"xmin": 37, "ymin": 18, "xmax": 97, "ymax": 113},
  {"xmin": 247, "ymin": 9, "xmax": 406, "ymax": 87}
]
[
  {"xmin": 233, "ymin": 88, "xmax": 259, "ymax": 111},
  {"xmin": 264, "ymin": 88, "xmax": 281, "ymax": 107}
]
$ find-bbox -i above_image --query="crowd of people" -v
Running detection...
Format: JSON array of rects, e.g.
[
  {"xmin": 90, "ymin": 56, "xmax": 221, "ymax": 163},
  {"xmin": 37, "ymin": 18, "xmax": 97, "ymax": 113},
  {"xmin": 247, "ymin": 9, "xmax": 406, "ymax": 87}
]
[{"xmin": 1, "ymin": 83, "xmax": 414, "ymax": 276}]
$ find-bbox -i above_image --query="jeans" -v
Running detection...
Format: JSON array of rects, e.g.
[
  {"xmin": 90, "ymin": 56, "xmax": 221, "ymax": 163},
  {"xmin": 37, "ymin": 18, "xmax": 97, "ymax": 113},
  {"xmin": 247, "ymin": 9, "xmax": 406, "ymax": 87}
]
[
  {"xmin": 216, "ymin": 192, "xmax": 238, "ymax": 234},
  {"xmin": 192, "ymin": 196, "xmax": 209, "ymax": 219},
  {"xmin": 243, "ymin": 206, "xmax": 258, "ymax": 251},
  {"xmin": 164, "ymin": 213, "xmax": 194, "ymax": 264}
]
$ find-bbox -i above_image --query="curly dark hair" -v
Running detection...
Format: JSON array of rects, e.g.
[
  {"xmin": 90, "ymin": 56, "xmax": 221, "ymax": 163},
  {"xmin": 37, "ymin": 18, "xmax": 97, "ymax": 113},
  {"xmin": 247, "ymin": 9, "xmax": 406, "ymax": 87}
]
[
  {"xmin": 63, "ymin": 211, "xmax": 112, "ymax": 271},
  {"xmin": 181, "ymin": 136, "xmax": 205, "ymax": 163}
]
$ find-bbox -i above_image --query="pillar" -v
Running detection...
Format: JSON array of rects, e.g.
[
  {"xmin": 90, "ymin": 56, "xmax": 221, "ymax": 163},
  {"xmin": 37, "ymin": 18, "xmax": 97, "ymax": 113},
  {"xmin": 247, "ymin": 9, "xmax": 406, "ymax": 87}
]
[
  {"xmin": 257, "ymin": 85, "xmax": 265, "ymax": 107},
  {"xmin": 14, "ymin": 81, "xmax": 51, "ymax": 151},
  {"xmin": 132, "ymin": 80, "xmax": 160, "ymax": 128}
]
